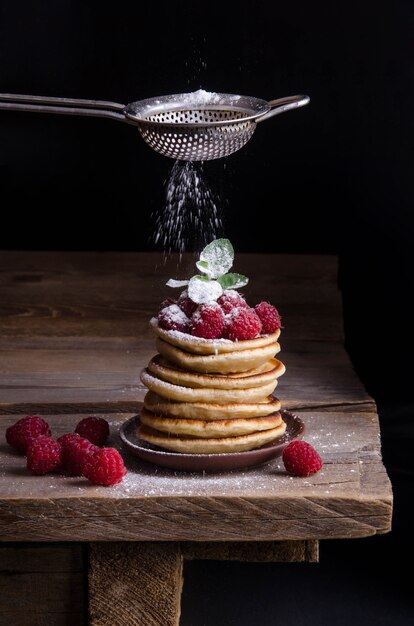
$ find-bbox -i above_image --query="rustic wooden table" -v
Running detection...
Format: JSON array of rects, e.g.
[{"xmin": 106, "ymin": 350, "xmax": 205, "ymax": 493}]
[{"xmin": 0, "ymin": 252, "xmax": 392, "ymax": 626}]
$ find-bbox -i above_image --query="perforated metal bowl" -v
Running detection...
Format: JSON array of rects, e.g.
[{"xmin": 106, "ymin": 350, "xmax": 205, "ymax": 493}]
[
  {"xmin": 125, "ymin": 91, "xmax": 309, "ymax": 160},
  {"xmin": 0, "ymin": 91, "xmax": 309, "ymax": 161}
]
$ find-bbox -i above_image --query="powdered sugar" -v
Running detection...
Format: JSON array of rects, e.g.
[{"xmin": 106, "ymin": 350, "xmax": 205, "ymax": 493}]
[
  {"xmin": 158, "ymin": 304, "xmax": 190, "ymax": 333},
  {"xmin": 184, "ymin": 89, "xmax": 222, "ymax": 105},
  {"xmin": 218, "ymin": 290, "xmax": 248, "ymax": 313},
  {"xmin": 152, "ymin": 161, "xmax": 224, "ymax": 253},
  {"xmin": 181, "ymin": 89, "xmax": 241, "ymax": 107},
  {"xmin": 191, "ymin": 301, "xmax": 225, "ymax": 340},
  {"xmin": 198, "ymin": 238, "xmax": 234, "ymax": 279},
  {"xmin": 159, "ymin": 304, "xmax": 188, "ymax": 325},
  {"xmin": 141, "ymin": 369, "xmax": 195, "ymax": 395},
  {"xmin": 224, "ymin": 306, "xmax": 262, "ymax": 341},
  {"xmin": 188, "ymin": 276, "xmax": 223, "ymax": 304},
  {"xmin": 150, "ymin": 317, "xmax": 232, "ymax": 344}
]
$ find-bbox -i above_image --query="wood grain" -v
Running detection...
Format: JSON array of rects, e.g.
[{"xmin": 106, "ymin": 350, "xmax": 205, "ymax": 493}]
[
  {"xmin": 0, "ymin": 251, "xmax": 392, "ymax": 625},
  {"xmin": 0, "ymin": 411, "xmax": 392, "ymax": 542},
  {"xmin": 0, "ymin": 337, "xmax": 372, "ymax": 414},
  {"xmin": 0, "ymin": 251, "xmax": 369, "ymax": 414},
  {"xmin": 0, "ymin": 543, "xmax": 85, "ymax": 625},
  {"xmin": 89, "ymin": 543, "xmax": 182, "ymax": 626},
  {"xmin": 0, "ymin": 251, "xmax": 343, "ymax": 342},
  {"xmin": 0, "ymin": 540, "xmax": 319, "ymax": 626},
  {"xmin": 181, "ymin": 540, "xmax": 319, "ymax": 562}
]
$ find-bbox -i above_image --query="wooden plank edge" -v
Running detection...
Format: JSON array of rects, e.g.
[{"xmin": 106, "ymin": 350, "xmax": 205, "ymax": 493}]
[
  {"xmin": 0, "ymin": 512, "xmax": 392, "ymax": 543},
  {"xmin": 0, "ymin": 402, "xmax": 143, "ymax": 415},
  {"xmin": 181, "ymin": 540, "xmax": 319, "ymax": 563},
  {"xmin": 292, "ymin": 400, "xmax": 377, "ymax": 414}
]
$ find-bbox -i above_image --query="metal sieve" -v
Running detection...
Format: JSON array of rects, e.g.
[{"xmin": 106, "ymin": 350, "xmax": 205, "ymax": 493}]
[{"xmin": 0, "ymin": 91, "xmax": 309, "ymax": 161}]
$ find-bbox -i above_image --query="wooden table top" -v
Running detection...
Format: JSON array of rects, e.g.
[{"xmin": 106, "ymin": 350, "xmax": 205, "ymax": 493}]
[{"xmin": 0, "ymin": 251, "xmax": 392, "ymax": 542}]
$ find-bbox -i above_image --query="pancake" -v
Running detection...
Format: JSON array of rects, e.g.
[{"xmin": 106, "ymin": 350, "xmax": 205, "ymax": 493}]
[
  {"xmin": 156, "ymin": 338, "xmax": 281, "ymax": 374},
  {"xmin": 142, "ymin": 305, "xmax": 286, "ymax": 456},
  {"xmin": 140, "ymin": 369, "xmax": 278, "ymax": 403},
  {"xmin": 150, "ymin": 318, "xmax": 280, "ymax": 355},
  {"xmin": 147, "ymin": 355, "xmax": 285, "ymax": 390},
  {"xmin": 143, "ymin": 391, "xmax": 282, "ymax": 420},
  {"xmin": 138, "ymin": 420, "xmax": 287, "ymax": 453},
  {"xmin": 140, "ymin": 407, "xmax": 283, "ymax": 438}
]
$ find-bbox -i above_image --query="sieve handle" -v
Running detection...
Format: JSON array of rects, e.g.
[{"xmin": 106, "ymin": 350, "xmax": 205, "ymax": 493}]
[
  {"xmin": 0, "ymin": 93, "xmax": 133, "ymax": 123},
  {"xmin": 255, "ymin": 94, "xmax": 310, "ymax": 123}
]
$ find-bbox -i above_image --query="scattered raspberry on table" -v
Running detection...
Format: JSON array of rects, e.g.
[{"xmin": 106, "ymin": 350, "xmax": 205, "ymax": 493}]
[
  {"xmin": 4, "ymin": 415, "xmax": 126, "ymax": 486},
  {"xmin": 75, "ymin": 416, "xmax": 109, "ymax": 446},
  {"xmin": 59, "ymin": 432, "xmax": 98, "ymax": 475},
  {"xmin": 6, "ymin": 415, "xmax": 51, "ymax": 453},
  {"xmin": 26, "ymin": 436, "xmax": 63, "ymax": 475},
  {"xmin": 282, "ymin": 440, "xmax": 323, "ymax": 477},
  {"xmin": 82, "ymin": 447, "xmax": 127, "ymax": 486}
]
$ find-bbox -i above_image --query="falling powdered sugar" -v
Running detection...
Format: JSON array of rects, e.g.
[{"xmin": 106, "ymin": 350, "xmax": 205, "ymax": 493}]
[{"xmin": 152, "ymin": 160, "xmax": 224, "ymax": 253}]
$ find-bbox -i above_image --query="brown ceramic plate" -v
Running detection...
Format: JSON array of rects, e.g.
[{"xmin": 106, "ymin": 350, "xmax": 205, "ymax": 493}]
[{"xmin": 120, "ymin": 409, "xmax": 305, "ymax": 472}]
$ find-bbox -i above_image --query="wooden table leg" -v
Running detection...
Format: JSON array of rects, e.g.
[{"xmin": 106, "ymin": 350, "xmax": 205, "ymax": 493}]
[
  {"xmin": 88, "ymin": 540, "xmax": 318, "ymax": 626},
  {"xmin": 89, "ymin": 543, "xmax": 183, "ymax": 626}
]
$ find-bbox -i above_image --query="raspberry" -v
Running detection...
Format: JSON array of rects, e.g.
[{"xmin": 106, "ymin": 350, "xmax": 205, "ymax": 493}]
[
  {"xmin": 282, "ymin": 440, "xmax": 323, "ymax": 477},
  {"xmin": 191, "ymin": 302, "xmax": 225, "ymax": 339},
  {"xmin": 57, "ymin": 432, "xmax": 81, "ymax": 450},
  {"xmin": 178, "ymin": 290, "xmax": 198, "ymax": 317},
  {"xmin": 6, "ymin": 415, "xmax": 51, "ymax": 454},
  {"xmin": 26, "ymin": 436, "xmax": 62, "ymax": 475},
  {"xmin": 158, "ymin": 304, "xmax": 191, "ymax": 333},
  {"xmin": 75, "ymin": 416, "xmax": 109, "ymax": 446},
  {"xmin": 57, "ymin": 432, "xmax": 81, "ymax": 447},
  {"xmin": 224, "ymin": 307, "xmax": 262, "ymax": 341},
  {"xmin": 58, "ymin": 433, "xmax": 98, "ymax": 475},
  {"xmin": 158, "ymin": 297, "xmax": 176, "ymax": 313},
  {"xmin": 255, "ymin": 302, "xmax": 282, "ymax": 334},
  {"xmin": 217, "ymin": 290, "xmax": 248, "ymax": 314},
  {"xmin": 82, "ymin": 447, "xmax": 127, "ymax": 486}
]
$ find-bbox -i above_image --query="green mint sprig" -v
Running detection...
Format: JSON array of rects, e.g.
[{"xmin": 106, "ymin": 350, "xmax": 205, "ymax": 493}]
[{"xmin": 166, "ymin": 239, "xmax": 248, "ymax": 304}]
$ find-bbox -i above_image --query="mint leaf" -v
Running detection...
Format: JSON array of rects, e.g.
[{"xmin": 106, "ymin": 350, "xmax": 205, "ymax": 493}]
[
  {"xmin": 196, "ymin": 260, "xmax": 210, "ymax": 275},
  {"xmin": 166, "ymin": 278, "xmax": 190, "ymax": 288},
  {"xmin": 217, "ymin": 273, "xmax": 249, "ymax": 290},
  {"xmin": 188, "ymin": 275, "xmax": 223, "ymax": 304},
  {"xmin": 199, "ymin": 238, "xmax": 234, "ymax": 279}
]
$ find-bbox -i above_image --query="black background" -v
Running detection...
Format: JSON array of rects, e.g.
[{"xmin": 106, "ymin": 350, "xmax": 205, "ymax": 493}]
[{"xmin": 0, "ymin": 2, "xmax": 413, "ymax": 624}]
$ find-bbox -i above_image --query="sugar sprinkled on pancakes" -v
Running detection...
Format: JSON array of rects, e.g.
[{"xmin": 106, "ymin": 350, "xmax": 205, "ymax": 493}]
[{"xmin": 139, "ymin": 239, "xmax": 285, "ymax": 454}]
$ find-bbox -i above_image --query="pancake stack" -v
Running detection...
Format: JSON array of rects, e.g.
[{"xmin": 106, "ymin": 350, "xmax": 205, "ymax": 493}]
[{"xmin": 138, "ymin": 319, "xmax": 287, "ymax": 453}]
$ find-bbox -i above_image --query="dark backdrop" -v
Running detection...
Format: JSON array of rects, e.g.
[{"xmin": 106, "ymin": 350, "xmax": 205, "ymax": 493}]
[
  {"xmin": 1, "ymin": 2, "xmax": 413, "ymax": 625},
  {"xmin": 1, "ymin": 1, "xmax": 411, "ymax": 256}
]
